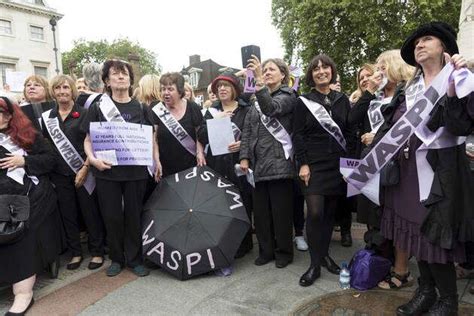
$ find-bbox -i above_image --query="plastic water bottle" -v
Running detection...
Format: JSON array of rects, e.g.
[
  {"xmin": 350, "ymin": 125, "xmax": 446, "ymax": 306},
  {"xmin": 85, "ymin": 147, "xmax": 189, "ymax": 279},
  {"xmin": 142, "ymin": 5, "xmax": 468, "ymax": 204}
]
[{"xmin": 339, "ymin": 262, "xmax": 350, "ymax": 290}]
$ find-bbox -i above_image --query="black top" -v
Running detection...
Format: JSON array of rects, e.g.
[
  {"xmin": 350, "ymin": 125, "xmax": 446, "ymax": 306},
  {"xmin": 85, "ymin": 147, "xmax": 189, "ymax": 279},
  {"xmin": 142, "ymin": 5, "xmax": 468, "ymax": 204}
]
[
  {"xmin": 150, "ymin": 100, "xmax": 203, "ymax": 177},
  {"xmin": 76, "ymin": 93, "xmax": 102, "ymax": 108},
  {"xmin": 81, "ymin": 97, "xmax": 153, "ymax": 181},
  {"xmin": 293, "ymin": 90, "xmax": 356, "ymax": 166},
  {"xmin": 42, "ymin": 104, "xmax": 87, "ymax": 177},
  {"xmin": 20, "ymin": 101, "xmax": 56, "ymax": 133},
  {"xmin": 198, "ymin": 100, "xmax": 250, "ymax": 184}
]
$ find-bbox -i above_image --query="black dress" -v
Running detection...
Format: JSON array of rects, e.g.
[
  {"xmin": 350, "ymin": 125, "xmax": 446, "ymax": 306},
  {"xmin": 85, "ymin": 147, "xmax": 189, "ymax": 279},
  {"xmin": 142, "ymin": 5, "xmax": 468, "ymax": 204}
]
[
  {"xmin": 293, "ymin": 90, "xmax": 356, "ymax": 195},
  {"xmin": 0, "ymin": 134, "xmax": 61, "ymax": 284},
  {"xmin": 150, "ymin": 100, "xmax": 203, "ymax": 177}
]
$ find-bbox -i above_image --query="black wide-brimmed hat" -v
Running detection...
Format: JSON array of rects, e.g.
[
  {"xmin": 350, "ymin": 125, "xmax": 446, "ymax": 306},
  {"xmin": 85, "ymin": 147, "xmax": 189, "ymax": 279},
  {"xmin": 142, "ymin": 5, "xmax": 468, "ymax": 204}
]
[{"xmin": 401, "ymin": 21, "xmax": 459, "ymax": 66}]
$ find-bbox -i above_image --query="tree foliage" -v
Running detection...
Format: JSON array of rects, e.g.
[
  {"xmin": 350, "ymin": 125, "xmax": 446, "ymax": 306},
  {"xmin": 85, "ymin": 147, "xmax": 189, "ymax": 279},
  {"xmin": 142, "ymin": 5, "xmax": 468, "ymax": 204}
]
[
  {"xmin": 272, "ymin": 0, "xmax": 461, "ymax": 92},
  {"xmin": 62, "ymin": 38, "xmax": 160, "ymax": 77}
]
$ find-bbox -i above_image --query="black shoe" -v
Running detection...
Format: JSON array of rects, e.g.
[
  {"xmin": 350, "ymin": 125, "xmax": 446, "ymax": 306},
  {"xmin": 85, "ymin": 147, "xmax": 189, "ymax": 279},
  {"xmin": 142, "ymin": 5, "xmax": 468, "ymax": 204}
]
[
  {"xmin": 66, "ymin": 257, "xmax": 83, "ymax": 270},
  {"xmin": 396, "ymin": 279, "xmax": 437, "ymax": 316},
  {"xmin": 275, "ymin": 259, "xmax": 292, "ymax": 268},
  {"xmin": 88, "ymin": 258, "xmax": 104, "ymax": 270},
  {"xmin": 299, "ymin": 265, "xmax": 321, "ymax": 287},
  {"xmin": 341, "ymin": 233, "xmax": 353, "ymax": 247},
  {"xmin": 5, "ymin": 298, "xmax": 34, "ymax": 316},
  {"xmin": 427, "ymin": 295, "xmax": 458, "ymax": 316},
  {"xmin": 254, "ymin": 256, "xmax": 272, "ymax": 266},
  {"xmin": 321, "ymin": 256, "xmax": 341, "ymax": 275}
]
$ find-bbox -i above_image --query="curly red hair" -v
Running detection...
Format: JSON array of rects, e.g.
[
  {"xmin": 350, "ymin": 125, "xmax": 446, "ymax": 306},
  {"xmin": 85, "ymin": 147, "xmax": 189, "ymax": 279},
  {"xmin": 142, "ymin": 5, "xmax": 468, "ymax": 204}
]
[{"xmin": 0, "ymin": 97, "xmax": 37, "ymax": 149}]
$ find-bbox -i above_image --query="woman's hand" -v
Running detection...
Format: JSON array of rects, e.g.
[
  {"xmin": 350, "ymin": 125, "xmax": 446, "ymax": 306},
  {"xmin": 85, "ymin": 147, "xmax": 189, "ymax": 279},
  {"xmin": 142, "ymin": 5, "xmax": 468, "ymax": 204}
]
[
  {"xmin": 154, "ymin": 160, "xmax": 163, "ymax": 182},
  {"xmin": 246, "ymin": 55, "xmax": 263, "ymax": 83},
  {"xmin": 361, "ymin": 132, "xmax": 375, "ymax": 146},
  {"xmin": 90, "ymin": 157, "xmax": 112, "ymax": 171},
  {"xmin": 0, "ymin": 154, "xmax": 25, "ymax": 170},
  {"xmin": 299, "ymin": 164, "xmax": 311, "ymax": 187},
  {"xmin": 196, "ymin": 151, "xmax": 206, "ymax": 166},
  {"xmin": 74, "ymin": 165, "xmax": 89, "ymax": 188},
  {"xmin": 240, "ymin": 159, "xmax": 249, "ymax": 174},
  {"xmin": 228, "ymin": 141, "xmax": 241, "ymax": 153},
  {"xmin": 446, "ymin": 53, "xmax": 467, "ymax": 97},
  {"xmin": 366, "ymin": 71, "xmax": 383, "ymax": 94}
]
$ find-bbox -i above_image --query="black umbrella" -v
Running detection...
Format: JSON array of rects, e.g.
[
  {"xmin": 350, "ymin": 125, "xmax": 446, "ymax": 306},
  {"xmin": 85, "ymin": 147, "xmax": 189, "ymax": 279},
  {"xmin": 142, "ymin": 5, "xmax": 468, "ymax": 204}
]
[{"xmin": 142, "ymin": 166, "xmax": 250, "ymax": 280}]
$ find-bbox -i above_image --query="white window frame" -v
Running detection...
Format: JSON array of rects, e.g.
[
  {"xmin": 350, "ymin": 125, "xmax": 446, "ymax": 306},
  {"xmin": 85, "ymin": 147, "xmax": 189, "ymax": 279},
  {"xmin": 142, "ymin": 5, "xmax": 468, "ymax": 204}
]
[
  {"xmin": 0, "ymin": 19, "xmax": 13, "ymax": 37},
  {"xmin": 30, "ymin": 60, "xmax": 50, "ymax": 78},
  {"xmin": 0, "ymin": 62, "xmax": 16, "ymax": 89},
  {"xmin": 29, "ymin": 24, "xmax": 45, "ymax": 41}
]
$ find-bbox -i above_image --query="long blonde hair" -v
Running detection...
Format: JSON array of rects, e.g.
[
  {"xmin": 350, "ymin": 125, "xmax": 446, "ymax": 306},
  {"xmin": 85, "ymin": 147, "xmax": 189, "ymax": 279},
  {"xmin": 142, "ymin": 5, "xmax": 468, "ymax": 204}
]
[
  {"xmin": 136, "ymin": 74, "xmax": 161, "ymax": 105},
  {"xmin": 377, "ymin": 49, "xmax": 414, "ymax": 85},
  {"xmin": 349, "ymin": 63, "xmax": 375, "ymax": 104}
]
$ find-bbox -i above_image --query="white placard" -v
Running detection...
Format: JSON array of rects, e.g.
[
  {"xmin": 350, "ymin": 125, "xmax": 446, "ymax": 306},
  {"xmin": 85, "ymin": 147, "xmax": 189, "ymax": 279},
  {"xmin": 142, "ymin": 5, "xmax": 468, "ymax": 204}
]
[
  {"xmin": 95, "ymin": 150, "xmax": 119, "ymax": 166},
  {"xmin": 90, "ymin": 122, "xmax": 153, "ymax": 166},
  {"xmin": 5, "ymin": 70, "xmax": 28, "ymax": 92},
  {"xmin": 207, "ymin": 117, "xmax": 235, "ymax": 156}
]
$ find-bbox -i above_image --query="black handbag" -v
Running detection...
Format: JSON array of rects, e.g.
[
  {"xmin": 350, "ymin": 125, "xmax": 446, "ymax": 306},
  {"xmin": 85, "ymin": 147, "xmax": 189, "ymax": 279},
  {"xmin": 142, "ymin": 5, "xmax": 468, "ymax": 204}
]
[
  {"xmin": 380, "ymin": 159, "xmax": 400, "ymax": 187},
  {"xmin": 0, "ymin": 185, "xmax": 31, "ymax": 245}
]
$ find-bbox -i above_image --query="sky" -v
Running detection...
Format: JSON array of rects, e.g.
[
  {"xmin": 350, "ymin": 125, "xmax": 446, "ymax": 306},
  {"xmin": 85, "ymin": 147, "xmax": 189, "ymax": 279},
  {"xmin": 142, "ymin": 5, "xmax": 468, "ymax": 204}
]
[{"xmin": 45, "ymin": 0, "xmax": 286, "ymax": 73}]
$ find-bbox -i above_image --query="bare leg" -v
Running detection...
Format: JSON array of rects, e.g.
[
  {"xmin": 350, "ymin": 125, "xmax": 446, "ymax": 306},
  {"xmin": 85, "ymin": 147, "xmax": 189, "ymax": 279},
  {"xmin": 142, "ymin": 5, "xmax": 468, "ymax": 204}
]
[
  {"xmin": 9, "ymin": 275, "xmax": 35, "ymax": 313},
  {"xmin": 393, "ymin": 247, "xmax": 410, "ymax": 275}
]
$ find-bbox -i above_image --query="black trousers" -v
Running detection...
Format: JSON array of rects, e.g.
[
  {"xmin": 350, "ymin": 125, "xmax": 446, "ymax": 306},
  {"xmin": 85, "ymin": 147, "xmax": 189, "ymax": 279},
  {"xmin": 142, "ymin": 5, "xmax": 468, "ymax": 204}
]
[
  {"xmin": 96, "ymin": 178, "xmax": 147, "ymax": 267},
  {"xmin": 237, "ymin": 176, "xmax": 254, "ymax": 254},
  {"xmin": 51, "ymin": 173, "xmax": 105, "ymax": 257},
  {"xmin": 306, "ymin": 195, "xmax": 339, "ymax": 266},
  {"xmin": 253, "ymin": 179, "xmax": 294, "ymax": 262},
  {"xmin": 293, "ymin": 180, "xmax": 305, "ymax": 236}
]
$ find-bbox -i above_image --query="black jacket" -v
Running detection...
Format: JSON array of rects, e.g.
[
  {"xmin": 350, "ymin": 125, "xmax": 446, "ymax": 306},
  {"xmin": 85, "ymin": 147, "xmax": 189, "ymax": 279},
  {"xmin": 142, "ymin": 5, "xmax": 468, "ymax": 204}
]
[
  {"xmin": 239, "ymin": 85, "xmax": 296, "ymax": 182},
  {"xmin": 198, "ymin": 99, "xmax": 250, "ymax": 184},
  {"xmin": 293, "ymin": 89, "xmax": 356, "ymax": 167},
  {"xmin": 372, "ymin": 84, "xmax": 474, "ymax": 249}
]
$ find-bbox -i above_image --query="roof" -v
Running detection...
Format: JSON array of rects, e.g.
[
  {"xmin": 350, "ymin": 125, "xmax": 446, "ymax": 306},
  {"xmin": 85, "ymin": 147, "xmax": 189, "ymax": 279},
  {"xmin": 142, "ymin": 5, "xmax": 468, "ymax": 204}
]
[{"xmin": 181, "ymin": 59, "xmax": 240, "ymax": 90}]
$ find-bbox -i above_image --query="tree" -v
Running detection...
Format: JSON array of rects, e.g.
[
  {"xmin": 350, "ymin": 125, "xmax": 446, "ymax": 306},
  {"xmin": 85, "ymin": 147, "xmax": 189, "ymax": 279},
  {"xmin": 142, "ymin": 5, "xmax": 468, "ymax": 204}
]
[
  {"xmin": 272, "ymin": 0, "xmax": 461, "ymax": 92},
  {"xmin": 62, "ymin": 38, "xmax": 160, "ymax": 78}
]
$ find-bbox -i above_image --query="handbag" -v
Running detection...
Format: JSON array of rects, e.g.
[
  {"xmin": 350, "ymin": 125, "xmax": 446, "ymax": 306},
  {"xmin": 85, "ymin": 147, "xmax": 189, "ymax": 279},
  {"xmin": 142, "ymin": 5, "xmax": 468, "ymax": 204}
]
[
  {"xmin": 349, "ymin": 249, "xmax": 392, "ymax": 291},
  {"xmin": 380, "ymin": 159, "xmax": 400, "ymax": 186},
  {"xmin": 0, "ymin": 184, "xmax": 31, "ymax": 245}
]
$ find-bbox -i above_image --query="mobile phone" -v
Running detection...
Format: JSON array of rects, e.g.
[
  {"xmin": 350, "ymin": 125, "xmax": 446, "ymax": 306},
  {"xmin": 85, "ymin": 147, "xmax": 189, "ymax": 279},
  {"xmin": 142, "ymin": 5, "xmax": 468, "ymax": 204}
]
[{"xmin": 241, "ymin": 45, "xmax": 261, "ymax": 68}]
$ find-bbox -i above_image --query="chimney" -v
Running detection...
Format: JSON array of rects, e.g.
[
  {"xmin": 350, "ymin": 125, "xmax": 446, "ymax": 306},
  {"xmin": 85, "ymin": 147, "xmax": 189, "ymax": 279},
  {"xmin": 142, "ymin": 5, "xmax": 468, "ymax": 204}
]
[{"xmin": 189, "ymin": 54, "xmax": 201, "ymax": 66}]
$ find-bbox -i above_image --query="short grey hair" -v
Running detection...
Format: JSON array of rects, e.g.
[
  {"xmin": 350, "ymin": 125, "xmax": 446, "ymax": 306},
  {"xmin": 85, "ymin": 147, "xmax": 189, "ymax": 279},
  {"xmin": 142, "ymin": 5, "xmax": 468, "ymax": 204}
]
[{"xmin": 82, "ymin": 62, "xmax": 104, "ymax": 92}]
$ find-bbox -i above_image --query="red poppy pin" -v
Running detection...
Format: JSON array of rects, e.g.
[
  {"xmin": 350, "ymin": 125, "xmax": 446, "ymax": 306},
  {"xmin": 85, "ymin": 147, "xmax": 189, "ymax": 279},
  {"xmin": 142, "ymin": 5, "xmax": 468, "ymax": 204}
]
[{"xmin": 71, "ymin": 111, "xmax": 80, "ymax": 118}]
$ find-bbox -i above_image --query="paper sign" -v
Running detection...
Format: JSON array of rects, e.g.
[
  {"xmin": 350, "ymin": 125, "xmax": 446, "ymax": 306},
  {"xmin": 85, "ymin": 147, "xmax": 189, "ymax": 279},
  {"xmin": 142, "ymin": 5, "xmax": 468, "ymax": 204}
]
[
  {"xmin": 95, "ymin": 150, "xmax": 118, "ymax": 166},
  {"xmin": 234, "ymin": 164, "xmax": 255, "ymax": 188},
  {"xmin": 207, "ymin": 117, "xmax": 235, "ymax": 156},
  {"xmin": 90, "ymin": 122, "xmax": 153, "ymax": 166},
  {"xmin": 5, "ymin": 70, "xmax": 28, "ymax": 92},
  {"xmin": 244, "ymin": 69, "xmax": 256, "ymax": 93}
]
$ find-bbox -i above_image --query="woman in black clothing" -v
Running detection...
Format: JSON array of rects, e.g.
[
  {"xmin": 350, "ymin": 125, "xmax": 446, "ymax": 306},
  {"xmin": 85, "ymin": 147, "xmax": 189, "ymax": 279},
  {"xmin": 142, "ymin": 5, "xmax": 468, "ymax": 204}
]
[
  {"xmin": 150, "ymin": 72, "xmax": 205, "ymax": 178},
  {"xmin": 198, "ymin": 72, "xmax": 253, "ymax": 257},
  {"xmin": 46, "ymin": 75, "xmax": 105, "ymax": 270},
  {"xmin": 240, "ymin": 57, "xmax": 296, "ymax": 268},
  {"xmin": 82, "ymin": 59, "xmax": 156, "ymax": 277},
  {"xmin": 294, "ymin": 54, "xmax": 356, "ymax": 286},
  {"xmin": 0, "ymin": 96, "xmax": 59, "ymax": 315},
  {"xmin": 372, "ymin": 22, "xmax": 473, "ymax": 315}
]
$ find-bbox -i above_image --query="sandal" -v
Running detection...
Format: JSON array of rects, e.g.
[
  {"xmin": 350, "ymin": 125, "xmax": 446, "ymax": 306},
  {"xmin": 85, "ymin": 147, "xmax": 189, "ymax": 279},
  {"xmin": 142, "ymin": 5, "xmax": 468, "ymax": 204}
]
[
  {"xmin": 455, "ymin": 264, "xmax": 474, "ymax": 279},
  {"xmin": 378, "ymin": 271, "xmax": 414, "ymax": 290}
]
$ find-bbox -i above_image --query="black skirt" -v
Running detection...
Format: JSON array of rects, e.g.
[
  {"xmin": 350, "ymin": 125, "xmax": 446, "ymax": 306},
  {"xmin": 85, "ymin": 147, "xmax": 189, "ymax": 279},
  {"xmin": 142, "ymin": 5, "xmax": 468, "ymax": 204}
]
[{"xmin": 301, "ymin": 159, "xmax": 346, "ymax": 196}]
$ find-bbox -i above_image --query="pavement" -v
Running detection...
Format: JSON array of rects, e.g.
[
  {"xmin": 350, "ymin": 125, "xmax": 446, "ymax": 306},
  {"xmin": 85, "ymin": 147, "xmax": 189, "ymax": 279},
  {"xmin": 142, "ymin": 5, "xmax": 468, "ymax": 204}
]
[{"xmin": 1, "ymin": 224, "xmax": 474, "ymax": 315}]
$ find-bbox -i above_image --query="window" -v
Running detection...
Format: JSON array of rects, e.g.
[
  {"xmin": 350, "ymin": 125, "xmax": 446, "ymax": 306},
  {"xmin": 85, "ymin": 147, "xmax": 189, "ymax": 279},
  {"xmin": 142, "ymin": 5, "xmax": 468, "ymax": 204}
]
[
  {"xmin": 30, "ymin": 25, "xmax": 44, "ymax": 40},
  {"xmin": 34, "ymin": 66, "xmax": 47, "ymax": 78},
  {"xmin": 0, "ymin": 63, "xmax": 15, "ymax": 88},
  {"xmin": 0, "ymin": 19, "xmax": 12, "ymax": 35}
]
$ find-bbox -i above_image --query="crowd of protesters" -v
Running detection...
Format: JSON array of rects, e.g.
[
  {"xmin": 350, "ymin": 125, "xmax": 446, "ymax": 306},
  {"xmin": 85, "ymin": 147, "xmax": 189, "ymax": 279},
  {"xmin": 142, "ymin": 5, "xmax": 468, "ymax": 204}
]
[{"xmin": 1, "ymin": 20, "xmax": 473, "ymax": 316}]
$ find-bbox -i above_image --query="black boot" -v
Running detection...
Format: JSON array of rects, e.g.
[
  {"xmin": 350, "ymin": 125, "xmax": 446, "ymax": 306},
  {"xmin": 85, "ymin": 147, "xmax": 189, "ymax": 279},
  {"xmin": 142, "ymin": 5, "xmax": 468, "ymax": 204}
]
[
  {"xmin": 396, "ymin": 278, "xmax": 437, "ymax": 316},
  {"xmin": 320, "ymin": 255, "xmax": 341, "ymax": 274},
  {"xmin": 427, "ymin": 295, "xmax": 458, "ymax": 316}
]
